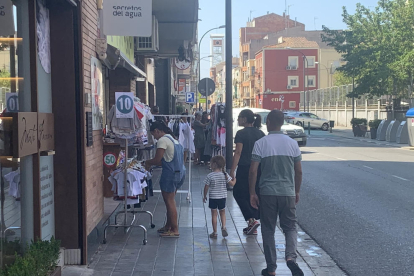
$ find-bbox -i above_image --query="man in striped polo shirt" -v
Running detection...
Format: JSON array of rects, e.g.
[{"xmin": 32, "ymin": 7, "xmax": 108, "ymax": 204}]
[{"xmin": 248, "ymin": 110, "xmax": 304, "ymax": 276}]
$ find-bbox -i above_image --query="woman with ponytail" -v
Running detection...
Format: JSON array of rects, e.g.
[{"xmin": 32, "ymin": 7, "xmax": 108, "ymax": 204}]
[
  {"xmin": 145, "ymin": 121, "xmax": 185, "ymax": 237},
  {"xmin": 230, "ymin": 109, "xmax": 265, "ymax": 235}
]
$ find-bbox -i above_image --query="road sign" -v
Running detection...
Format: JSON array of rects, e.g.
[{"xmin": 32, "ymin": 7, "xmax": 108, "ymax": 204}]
[
  {"xmin": 6, "ymin": 93, "xmax": 19, "ymax": 112},
  {"xmin": 198, "ymin": 78, "xmax": 215, "ymax": 96},
  {"xmin": 103, "ymin": 152, "xmax": 117, "ymax": 168},
  {"xmin": 115, "ymin": 92, "xmax": 134, "ymax": 118},
  {"xmin": 186, "ymin": 92, "xmax": 195, "ymax": 104},
  {"xmin": 199, "ymin": 95, "xmax": 206, "ymax": 104},
  {"xmin": 259, "ymin": 99, "xmax": 262, "ymax": 105}
]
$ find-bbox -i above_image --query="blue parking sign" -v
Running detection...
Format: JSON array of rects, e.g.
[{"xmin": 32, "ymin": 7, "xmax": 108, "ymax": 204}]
[{"xmin": 186, "ymin": 92, "xmax": 195, "ymax": 104}]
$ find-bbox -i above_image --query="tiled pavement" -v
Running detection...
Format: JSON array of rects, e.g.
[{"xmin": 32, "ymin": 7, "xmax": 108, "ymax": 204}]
[{"xmin": 62, "ymin": 164, "xmax": 314, "ymax": 276}]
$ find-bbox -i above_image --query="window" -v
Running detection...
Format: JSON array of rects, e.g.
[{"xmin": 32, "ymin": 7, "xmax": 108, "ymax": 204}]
[
  {"xmin": 310, "ymin": 114, "xmax": 318, "ymax": 119},
  {"xmin": 306, "ymin": 56, "xmax": 316, "ymax": 68},
  {"xmin": 306, "ymin": 76, "xmax": 316, "ymax": 87},
  {"xmin": 288, "ymin": 56, "xmax": 298, "ymax": 68},
  {"xmin": 288, "ymin": 76, "xmax": 299, "ymax": 87}
]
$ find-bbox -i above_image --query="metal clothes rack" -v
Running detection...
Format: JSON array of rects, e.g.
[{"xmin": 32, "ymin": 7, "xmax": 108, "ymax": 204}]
[
  {"xmin": 153, "ymin": 114, "xmax": 194, "ymax": 202},
  {"xmin": 103, "ymin": 140, "xmax": 154, "ymax": 245}
]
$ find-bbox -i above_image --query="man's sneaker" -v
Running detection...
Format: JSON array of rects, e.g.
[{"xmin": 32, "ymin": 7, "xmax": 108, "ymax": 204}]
[
  {"xmin": 246, "ymin": 220, "xmax": 260, "ymax": 235},
  {"xmin": 287, "ymin": 260, "xmax": 304, "ymax": 276},
  {"xmin": 243, "ymin": 227, "xmax": 249, "ymax": 234}
]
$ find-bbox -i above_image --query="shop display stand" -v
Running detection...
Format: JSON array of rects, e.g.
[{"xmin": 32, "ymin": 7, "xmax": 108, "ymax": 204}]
[
  {"xmin": 103, "ymin": 141, "xmax": 148, "ymax": 245},
  {"xmin": 153, "ymin": 115, "xmax": 193, "ymax": 203}
]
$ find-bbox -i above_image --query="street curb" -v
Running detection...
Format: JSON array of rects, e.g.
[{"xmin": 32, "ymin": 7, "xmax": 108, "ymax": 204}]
[{"xmin": 295, "ymin": 225, "xmax": 347, "ymax": 276}]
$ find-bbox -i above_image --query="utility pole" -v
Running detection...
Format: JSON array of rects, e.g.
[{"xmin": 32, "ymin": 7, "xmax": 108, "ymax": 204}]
[{"xmin": 225, "ymin": 0, "xmax": 233, "ymax": 169}]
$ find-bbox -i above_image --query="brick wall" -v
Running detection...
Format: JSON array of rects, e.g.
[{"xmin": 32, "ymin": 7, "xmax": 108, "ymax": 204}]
[{"xmin": 81, "ymin": 0, "xmax": 104, "ymax": 235}]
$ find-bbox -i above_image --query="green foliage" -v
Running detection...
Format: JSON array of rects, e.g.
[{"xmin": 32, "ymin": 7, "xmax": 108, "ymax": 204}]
[
  {"xmin": 176, "ymin": 105, "xmax": 185, "ymax": 114},
  {"xmin": 0, "ymin": 70, "xmax": 11, "ymax": 88},
  {"xmin": 322, "ymin": 0, "xmax": 414, "ymax": 99},
  {"xmin": 369, "ymin": 119, "xmax": 382, "ymax": 129},
  {"xmin": 351, "ymin": 118, "xmax": 367, "ymax": 126},
  {"xmin": 1, "ymin": 237, "xmax": 61, "ymax": 276},
  {"xmin": 1, "ymin": 239, "xmax": 22, "ymax": 256},
  {"xmin": 333, "ymin": 71, "xmax": 353, "ymax": 87}
]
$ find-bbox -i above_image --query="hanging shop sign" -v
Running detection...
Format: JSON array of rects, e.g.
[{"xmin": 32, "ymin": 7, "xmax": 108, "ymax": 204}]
[
  {"xmin": 38, "ymin": 113, "xmax": 54, "ymax": 152},
  {"xmin": 16, "ymin": 112, "xmax": 38, "ymax": 158},
  {"xmin": 0, "ymin": 0, "xmax": 15, "ymax": 36},
  {"xmin": 6, "ymin": 93, "xmax": 19, "ymax": 112},
  {"xmin": 115, "ymin": 92, "xmax": 134, "ymax": 118},
  {"xmin": 1, "ymin": 112, "xmax": 55, "ymax": 158},
  {"xmin": 103, "ymin": 0, "xmax": 152, "ymax": 37}
]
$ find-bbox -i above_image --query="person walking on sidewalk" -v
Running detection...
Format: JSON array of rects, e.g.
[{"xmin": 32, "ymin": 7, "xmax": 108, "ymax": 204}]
[
  {"xmin": 145, "ymin": 121, "xmax": 186, "ymax": 238},
  {"xmin": 249, "ymin": 110, "xmax": 304, "ymax": 276},
  {"xmin": 203, "ymin": 156, "xmax": 236, "ymax": 239},
  {"xmin": 230, "ymin": 109, "xmax": 265, "ymax": 235}
]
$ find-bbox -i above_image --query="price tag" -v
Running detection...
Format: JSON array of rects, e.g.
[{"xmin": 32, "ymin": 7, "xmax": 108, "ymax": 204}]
[
  {"xmin": 6, "ymin": 93, "xmax": 19, "ymax": 113},
  {"xmin": 115, "ymin": 92, "xmax": 134, "ymax": 118},
  {"xmin": 103, "ymin": 152, "xmax": 117, "ymax": 168}
]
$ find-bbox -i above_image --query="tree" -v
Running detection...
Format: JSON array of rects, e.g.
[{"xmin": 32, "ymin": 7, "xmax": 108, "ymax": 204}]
[
  {"xmin": 333, "ymin": 71, "xmax": 353, "ymax": 87},
  {"xmin": 0, "ymin": 70, "xmax": 11, "ymax": 88},
  {"xmin": 322, "ymin": 0, "xmax": 414, "ymax": 99}
]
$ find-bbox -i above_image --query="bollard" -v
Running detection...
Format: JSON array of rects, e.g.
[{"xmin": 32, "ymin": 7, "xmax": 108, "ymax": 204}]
[
  {"xmin": 308, "ymin": 122, "xmax": 311, "ymax": 135},
  {"xmin": 330, "ymin": 127, "xmax": 333, "ymax": 133}
]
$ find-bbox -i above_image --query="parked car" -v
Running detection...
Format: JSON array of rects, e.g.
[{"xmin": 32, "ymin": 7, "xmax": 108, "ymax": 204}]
[
  {"xmin": 284, "ymin": 111, "xmax": 330, "ymax": 131},
  {"xmin": 233, "ymin": 108, "xmax": 307, "ymax": 146}
]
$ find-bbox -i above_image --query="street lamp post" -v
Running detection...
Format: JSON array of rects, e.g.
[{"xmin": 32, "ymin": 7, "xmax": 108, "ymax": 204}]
[
  {"xmin": 197, "ymin": 25, "xmax": 225, "ymax": 110},
  {"xmin": 315, "ymin": 62, "xmax": 330, "ymax": 88},
  {"xmin": 287, "ymin": 47, "xmax": 308, "ymax": 112}
]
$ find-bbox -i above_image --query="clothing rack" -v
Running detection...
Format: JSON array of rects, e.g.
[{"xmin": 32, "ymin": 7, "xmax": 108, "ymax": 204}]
[
  {"xmin": 153, "ymin": 114, "xmax": 193, "ymax": 202},
  {"xmin": 103, "ymin": 140, "xmax": 152, "ymax": 245}
]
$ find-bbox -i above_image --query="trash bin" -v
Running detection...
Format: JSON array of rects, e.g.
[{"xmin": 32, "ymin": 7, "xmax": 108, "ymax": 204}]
[
  {"xmin": 406, "ymin": 108, "xmax": 414, "ymax": 146},
  {"xmin": 329, "ymin": 120, "xmax": 335, "ymax": 128}
]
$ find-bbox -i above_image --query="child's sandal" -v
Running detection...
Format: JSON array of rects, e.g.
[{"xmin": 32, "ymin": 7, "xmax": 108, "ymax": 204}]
[
  {"xmin": 209, "ymin": 232, "xmax": 218, "ymax": 239},
  {"xmin": 221, "ymin": 228, "xmax": 228, "ymax": 237}
]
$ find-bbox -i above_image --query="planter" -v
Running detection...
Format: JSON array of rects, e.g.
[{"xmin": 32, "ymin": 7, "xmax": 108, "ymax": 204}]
[
  {"xmin": 352, "ymin": 124, "xmax": 367, "ymax": 137},
  {"xmin": 370, "ymin": 128, "xmax": 377, "ymax": 139},
  {"xmin": 50, "ymin": 266, "xmax": 61, "ymax": 276}
]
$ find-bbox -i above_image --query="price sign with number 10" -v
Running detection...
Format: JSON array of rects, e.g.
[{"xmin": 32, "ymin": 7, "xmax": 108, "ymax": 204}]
[{"xmin": 115, "ymin": 92, "xmax": 134, "ymax": 119}]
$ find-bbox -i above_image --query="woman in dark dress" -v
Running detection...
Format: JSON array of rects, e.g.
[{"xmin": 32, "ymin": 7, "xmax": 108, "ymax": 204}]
[
  {"xmin": 193, "ymin": 112, "xmax": 207, "ymax": 165},
  {"xmin": 230, "ymin": 109, "xmax": 265, "ymax": 235}
]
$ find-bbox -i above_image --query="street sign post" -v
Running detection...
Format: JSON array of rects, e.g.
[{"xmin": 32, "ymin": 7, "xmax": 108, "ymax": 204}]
[
  {"xmin": 186, "ymin": 92, "xmax": 195, "ymax": 104},
  {"xmin": 115, "ymin": 92, "xmax": 134, "ymax": 118}
]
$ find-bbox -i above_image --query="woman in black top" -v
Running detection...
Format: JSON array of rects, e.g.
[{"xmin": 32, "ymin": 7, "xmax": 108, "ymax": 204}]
[{"xmin": 230, "ymin": 109, "xmax": 265, "ymax": 235}]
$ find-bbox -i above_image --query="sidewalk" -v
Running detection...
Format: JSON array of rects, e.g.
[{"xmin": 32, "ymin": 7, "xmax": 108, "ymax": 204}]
[
  {"xmin": 309, "ymin": 126, "xmax": 410, "ymax": 148},
  {"xmin": 62, "ymin": 165, "xmax": 343, "ymax": 276}
]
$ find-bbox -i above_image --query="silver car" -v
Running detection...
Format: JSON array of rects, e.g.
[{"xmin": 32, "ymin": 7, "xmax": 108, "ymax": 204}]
[{"xmin": 284, "ymin": 112, "xmax": 330, "ymax": 131}]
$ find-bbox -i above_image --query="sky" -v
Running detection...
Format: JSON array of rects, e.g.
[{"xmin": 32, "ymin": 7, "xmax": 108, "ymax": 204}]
[{"xmin": 198, "ymin": 0, "xmax": 379, "ymax": 79}]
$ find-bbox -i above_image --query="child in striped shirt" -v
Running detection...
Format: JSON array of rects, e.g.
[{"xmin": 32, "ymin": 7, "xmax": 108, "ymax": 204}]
[{"xmin": 203, "ymin": 156, "xmax": 236, "ymax": 238}]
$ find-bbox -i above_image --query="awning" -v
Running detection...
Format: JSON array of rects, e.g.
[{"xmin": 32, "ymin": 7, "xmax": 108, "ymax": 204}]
[{"xmin": 104, "ymin": 44, "xmax": 147, "ymax": 78}]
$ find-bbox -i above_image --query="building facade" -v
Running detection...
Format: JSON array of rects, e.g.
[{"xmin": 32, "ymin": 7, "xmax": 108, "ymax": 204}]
[
  {"xmin": 255, "ymin": 37, "xmax": 319, "ymax": 111},
  {"xmin": 0, "ymin": 0, "xmax": 198, "ymax": 269}
]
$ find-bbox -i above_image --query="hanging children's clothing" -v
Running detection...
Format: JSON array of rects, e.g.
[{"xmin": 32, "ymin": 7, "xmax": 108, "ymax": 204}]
[
  {"xmin": 4, "ymin": 169, "xmax": 20, "ymax": 199},
  {"xmin": 179, "ymin": 120, "xmax": 195, "ymax": 153}
]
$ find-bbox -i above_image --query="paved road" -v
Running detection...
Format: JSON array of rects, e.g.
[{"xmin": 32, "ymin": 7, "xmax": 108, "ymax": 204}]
[{"xmin": 297, "ymin": 132, "xmax": 414, "ymax": 276}]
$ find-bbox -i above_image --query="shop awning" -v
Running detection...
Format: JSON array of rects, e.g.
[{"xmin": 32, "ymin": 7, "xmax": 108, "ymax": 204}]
[
  {"xmin": 152, "ymin": 0, "xmax": 198, "ymax": 57},
  {"xmin": 104, "ymin": 44, "xmax": 146, "ymax": 78}
]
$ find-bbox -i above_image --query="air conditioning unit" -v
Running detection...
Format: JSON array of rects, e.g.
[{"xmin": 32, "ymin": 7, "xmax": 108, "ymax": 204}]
[
  {"xmin": 135, "ymin": 16, "xmax": 159, "ymax": 52},
  {"xmin": 286, "ymin": 66, "xmax": 291, "ymax": 70},
  {"xmin": 287, "ymin": 85, "xmax": 292, "ymax": 89},
  {"xmin": 291, "ymin": 65, "xmax": 297, "ymax": 70}
]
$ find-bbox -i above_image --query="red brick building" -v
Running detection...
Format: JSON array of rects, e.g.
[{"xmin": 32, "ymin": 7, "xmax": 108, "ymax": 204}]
[
  {"xmin": 239, "ymin": 13, "xmax": 305, "ymax": 106},
  {"xmin": 255, "ymin": 37, "xmax": 319, "ymax": 111}
]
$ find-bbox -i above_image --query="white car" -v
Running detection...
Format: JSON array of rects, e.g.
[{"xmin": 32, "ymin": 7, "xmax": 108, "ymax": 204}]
[
  {"xmin": 232, "ymin": 108, "xmax": 307, "ymax": 147},
  {"xmin": 284, "ymin": 111, "xmax": 330, "ymax": 131}
]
